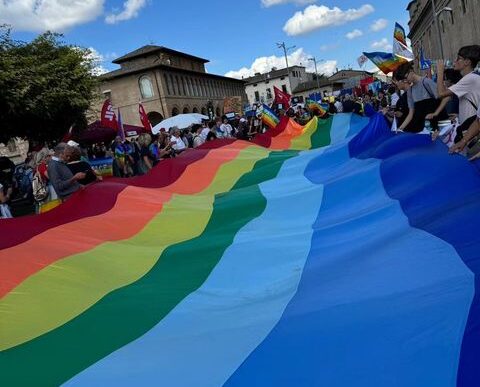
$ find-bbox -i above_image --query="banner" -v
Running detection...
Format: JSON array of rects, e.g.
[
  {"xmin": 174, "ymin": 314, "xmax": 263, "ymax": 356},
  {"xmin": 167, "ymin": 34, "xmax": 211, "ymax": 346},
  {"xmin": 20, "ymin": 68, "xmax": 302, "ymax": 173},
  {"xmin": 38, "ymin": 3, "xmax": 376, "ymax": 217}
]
[
  {"xmin": 420, "ymin": 47, "xmax": 432, "ymax": 70},
  {"xmin": 100, "ymin": 100, "xmax": 118, "ymax": 130},
  {"xmin": 139, "ymin": 103, "xmax": 152, "ymax": 133},
  {"xmin": 273, "ymin": 86, "xmax": 291, "ymax": 110},
  {"xmin": 223, "ymin": 97, "xmax": 243, "ymax": 115}
]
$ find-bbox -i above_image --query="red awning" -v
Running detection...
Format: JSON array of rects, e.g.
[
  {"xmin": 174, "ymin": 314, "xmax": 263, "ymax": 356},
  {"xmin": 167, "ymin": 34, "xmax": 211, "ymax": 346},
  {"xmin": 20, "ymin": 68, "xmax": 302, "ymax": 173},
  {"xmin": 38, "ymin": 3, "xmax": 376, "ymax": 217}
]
[{"xmin": 75, "ymin": 121, "xmax": 147, "ymax": 144}]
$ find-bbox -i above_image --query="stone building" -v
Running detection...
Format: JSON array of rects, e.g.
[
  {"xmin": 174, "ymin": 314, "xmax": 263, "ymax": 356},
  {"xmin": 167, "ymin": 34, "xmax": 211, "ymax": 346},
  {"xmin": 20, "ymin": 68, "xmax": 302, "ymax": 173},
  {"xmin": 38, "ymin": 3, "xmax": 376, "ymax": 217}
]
[
  {"xmin": 96, "ymin": 45, "xmax": 246, "ymax": 126},
  {"xmin": 407, "ymin": 0, "xmax": 480, "ymax": 67},
  {"xmin": 243, "ymin": 66, "xmax": 312, "ymax": 106},
  {"xmin": 292, "ymin": 79, "xmax": 344, "ymax": 101},
  {"xmin": 328, "ymin": 70, "xmax": 373, "ymax": 89}
]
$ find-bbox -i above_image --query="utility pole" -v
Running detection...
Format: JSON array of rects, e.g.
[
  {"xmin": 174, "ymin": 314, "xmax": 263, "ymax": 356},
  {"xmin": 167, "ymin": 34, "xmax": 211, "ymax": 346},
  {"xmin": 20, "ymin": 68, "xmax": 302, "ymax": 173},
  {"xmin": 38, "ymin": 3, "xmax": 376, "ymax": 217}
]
[
  {"xmin": 277, "ymin": 42, "xmax": 296, "ymax": 94},
  {"xmin": 309, "ymin": 57, "xmax": 322, "ymax": 101}
]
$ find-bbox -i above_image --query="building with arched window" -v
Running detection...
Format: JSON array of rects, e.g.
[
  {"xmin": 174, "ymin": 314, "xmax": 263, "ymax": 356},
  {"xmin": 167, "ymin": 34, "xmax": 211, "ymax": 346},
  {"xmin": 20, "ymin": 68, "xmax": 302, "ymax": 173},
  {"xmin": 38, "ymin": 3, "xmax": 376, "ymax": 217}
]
[
  {"xmin": 139, "ymin": 76, "xmax": 155, "ymax": 98},
  {"xmin": 407, "ymin": 0, "xmax": 480, "ymax": 71},
  {"xmin": 96, "ymin": 45, "xmax": 246, "ymax": 126}
]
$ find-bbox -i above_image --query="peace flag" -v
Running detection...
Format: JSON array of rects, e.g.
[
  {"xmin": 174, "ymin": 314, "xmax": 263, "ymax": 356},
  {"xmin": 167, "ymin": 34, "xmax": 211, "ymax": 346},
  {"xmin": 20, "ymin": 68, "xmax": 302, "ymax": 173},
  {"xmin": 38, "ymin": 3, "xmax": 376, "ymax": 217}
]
[
  {"xmin": 1, "ymin": 112, "xmax": 480, "ymax": 386},
  {"xmin": 260, "ymin": 104, "xmax": 280, "ymax": 128},
  {"xmin": 394, "ymin": 22, "xmax": 407, "ymax": 46},
  {"xmin": 363, "ymin": 51, "xmax": 408, "ymax": 75},
  {"xmin": 305, "ymin": 98, "xmax": 327, "ymax": 116}
]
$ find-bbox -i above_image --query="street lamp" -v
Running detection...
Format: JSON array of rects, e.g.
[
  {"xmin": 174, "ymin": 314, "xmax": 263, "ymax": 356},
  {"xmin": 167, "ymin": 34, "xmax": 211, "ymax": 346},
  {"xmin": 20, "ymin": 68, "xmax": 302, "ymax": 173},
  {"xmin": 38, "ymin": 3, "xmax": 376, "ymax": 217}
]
[
  {"xmin": 431, "ymin": 0, "xmax": 453, "ymax": 59},
  {"xmin": 308, "ymin": 57, "xmax": 323, "ymax": 101},
  {"xmin": 277, "ymin": 42, "xmax": 296, "ymax": 94}
]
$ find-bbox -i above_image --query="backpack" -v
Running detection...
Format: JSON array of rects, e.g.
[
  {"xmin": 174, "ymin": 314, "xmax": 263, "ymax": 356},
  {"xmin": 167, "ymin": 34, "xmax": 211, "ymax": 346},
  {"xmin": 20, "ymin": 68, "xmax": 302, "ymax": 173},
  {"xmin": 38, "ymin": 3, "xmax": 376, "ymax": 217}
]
[
  {"xmin": 32, "ymin": 171, "xmax": 48, "ymax": 202},
  {"xmin": 14, "ymin": 165, "xmax": 33, "ymax": 197}
]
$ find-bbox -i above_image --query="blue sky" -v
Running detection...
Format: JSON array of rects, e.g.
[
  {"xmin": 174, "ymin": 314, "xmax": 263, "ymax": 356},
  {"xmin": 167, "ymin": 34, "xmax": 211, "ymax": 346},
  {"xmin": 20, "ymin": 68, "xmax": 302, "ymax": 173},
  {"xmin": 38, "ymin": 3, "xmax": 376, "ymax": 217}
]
[{"xmin": 2, "ymin": 0, "xmax": 411, "ymax": 77}]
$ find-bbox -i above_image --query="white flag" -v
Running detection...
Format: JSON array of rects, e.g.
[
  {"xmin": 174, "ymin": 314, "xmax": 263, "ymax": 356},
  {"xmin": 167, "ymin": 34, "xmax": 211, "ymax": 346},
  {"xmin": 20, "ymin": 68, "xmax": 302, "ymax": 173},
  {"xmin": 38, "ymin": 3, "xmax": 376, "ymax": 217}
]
[
  {"xmin": 357, "ymin": 54, "xmax": 368, "ymax": 68},
  {"xmin": 391, "ymin": 117, "xmax": 398, "ymax": 133},
  {"xmin": 393, "ymin": 39, "xmax": 414, "ymax": 61}
]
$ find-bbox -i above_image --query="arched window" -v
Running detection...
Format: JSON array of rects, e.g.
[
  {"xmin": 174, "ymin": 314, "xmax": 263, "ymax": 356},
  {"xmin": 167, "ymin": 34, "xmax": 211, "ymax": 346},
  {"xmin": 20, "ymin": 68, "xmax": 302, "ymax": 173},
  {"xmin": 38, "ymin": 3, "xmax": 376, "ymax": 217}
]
[
  {"xmin": 192, "ymin": 107, "xmax": 199, "ymax": 113},
  {"xmin": 139, "ymin": 76, "xmax": 154, "ymax": 99},
  {"xmin": 183, "ymin": 107, "xmax": 189, "ymax": 114},
  {"xmin": 147, "ymin": 111, "xmax": 164, "ymax": 127},
  {"xmin": 172, "ymin": 107, "xmax": 179, "ymax": 116}
]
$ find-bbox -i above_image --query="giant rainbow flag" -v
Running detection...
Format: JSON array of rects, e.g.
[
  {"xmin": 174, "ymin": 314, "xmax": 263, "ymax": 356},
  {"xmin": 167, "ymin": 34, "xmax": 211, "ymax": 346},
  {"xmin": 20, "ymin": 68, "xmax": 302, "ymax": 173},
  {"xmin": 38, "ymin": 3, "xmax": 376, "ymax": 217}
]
[{"xmin": 1, "ymin": 113, "xmax": 480, "ymax": 386}]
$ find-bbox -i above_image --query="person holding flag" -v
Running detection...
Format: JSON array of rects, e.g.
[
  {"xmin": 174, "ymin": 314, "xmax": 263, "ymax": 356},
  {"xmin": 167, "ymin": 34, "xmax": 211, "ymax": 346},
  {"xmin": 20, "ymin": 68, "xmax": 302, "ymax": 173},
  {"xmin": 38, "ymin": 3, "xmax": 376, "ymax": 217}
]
[{"xmin": 261, "ymin": 104, "xmax": 280, "ymax": 129}]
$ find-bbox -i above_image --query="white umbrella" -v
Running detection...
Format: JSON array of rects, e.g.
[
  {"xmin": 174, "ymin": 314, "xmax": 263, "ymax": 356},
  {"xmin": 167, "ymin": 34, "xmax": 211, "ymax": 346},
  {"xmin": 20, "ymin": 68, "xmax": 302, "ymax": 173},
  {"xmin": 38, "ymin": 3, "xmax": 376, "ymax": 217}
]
[{"xmin": 152, "ymin": 113, "xmax": 209, "ymax": 134}]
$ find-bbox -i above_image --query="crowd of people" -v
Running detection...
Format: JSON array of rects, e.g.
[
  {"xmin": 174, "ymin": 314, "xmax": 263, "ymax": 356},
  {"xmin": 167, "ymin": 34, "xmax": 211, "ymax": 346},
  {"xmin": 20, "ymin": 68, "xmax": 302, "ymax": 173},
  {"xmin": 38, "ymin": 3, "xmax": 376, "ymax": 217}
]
[
  {"xmin": 108, "ymin": 115, "xmax": 264, "ymax": 178},
  {"xmin": 1, "ymin": 45, "xmax": 479, "ymax": 219}
]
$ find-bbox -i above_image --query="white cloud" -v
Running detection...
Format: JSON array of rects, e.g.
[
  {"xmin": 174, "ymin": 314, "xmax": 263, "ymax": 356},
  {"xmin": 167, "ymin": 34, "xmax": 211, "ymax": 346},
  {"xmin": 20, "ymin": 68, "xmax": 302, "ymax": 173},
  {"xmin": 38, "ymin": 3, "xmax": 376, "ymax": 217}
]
[
  {"xmin": 84, "ymin": 47, "xmax": 110, "ymax": 76},
  {"xmin": 105, "ymin": 0, "xmax": 147, "ymax": 24},
  {"xmin": 371, "ymin": 38, "xmax": 392, "ymax": 51},
  {"xmin": 283, "ymin": 4, "xmax": 374, "ymax": 36},
  {"xmin": 0, "ymin": 0, "xmax": 104, "ymax": 32},
  {"xmin": 261, "ymin": 0, "xmax": 316, "ymax": 7},
  {"xmin": 320, "ymin": 43, "xmax": 339, "ymax": 51},
  {"xmin": 225, "ymin": 48, "xmax": 337, "ymax": 79},
  {"xmin": 346, "ymin": 29, "xmax": 363, "ymax": 39},
  {"xmin": 370, "ymin": 18, "xmax": 388, "ymax": 32}
]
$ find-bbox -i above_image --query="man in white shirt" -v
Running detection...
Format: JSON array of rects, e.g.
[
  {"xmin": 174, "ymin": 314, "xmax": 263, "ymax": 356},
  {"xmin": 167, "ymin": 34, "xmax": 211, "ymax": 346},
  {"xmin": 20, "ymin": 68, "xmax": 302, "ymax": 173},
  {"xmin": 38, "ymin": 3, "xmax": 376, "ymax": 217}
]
[
  {"xmin": 436, "ymin": 45, "xmax": 480, "ymax": 126},
  {"xmin": 334, "ymin": 98, "xmax": 343, "ymax": 113},
  {"xmin": 220, "ymin": 118, "xmax": 233, "ymax": 138},
  {"xmin": 200, "ymin": 123, "xmax": 211, "ymax": 141},
  {"xmin": 170, "ymin": 127, "xmax": 186, "ymax": 153}
]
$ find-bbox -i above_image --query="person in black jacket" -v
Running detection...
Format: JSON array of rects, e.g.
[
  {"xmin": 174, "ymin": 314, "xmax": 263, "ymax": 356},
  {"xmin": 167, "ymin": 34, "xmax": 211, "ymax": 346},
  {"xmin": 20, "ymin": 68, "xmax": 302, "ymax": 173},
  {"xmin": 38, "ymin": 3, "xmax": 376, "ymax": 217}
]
[{"xmin": 64, "ymin": 145, "xmax": 100, "ymax": 185}]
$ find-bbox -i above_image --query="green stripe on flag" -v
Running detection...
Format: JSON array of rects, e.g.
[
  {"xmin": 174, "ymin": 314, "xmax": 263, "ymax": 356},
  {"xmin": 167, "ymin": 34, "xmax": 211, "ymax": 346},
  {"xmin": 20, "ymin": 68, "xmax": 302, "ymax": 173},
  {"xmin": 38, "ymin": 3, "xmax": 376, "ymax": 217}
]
[{"xmin": 0, "ymin": 150, "xmax": 298, "ymax": 386}]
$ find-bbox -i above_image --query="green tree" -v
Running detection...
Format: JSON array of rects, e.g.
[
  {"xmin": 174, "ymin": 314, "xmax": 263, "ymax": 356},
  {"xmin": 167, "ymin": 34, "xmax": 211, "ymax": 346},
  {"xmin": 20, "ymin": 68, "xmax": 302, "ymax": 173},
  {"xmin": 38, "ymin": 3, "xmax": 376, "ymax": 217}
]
[{"xmin": 0, "ymin": 26, "xmax": 99, "ymax": 144}]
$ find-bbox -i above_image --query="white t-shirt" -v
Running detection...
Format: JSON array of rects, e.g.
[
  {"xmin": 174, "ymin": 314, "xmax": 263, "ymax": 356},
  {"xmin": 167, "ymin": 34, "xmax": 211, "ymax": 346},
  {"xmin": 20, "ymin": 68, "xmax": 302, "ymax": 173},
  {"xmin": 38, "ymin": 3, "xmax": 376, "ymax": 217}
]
[
  {"xmin": 200, "ymin": 127, "xmax": 210, "ymax": 141},
  {"xmin": 220, "ymin": 124, "xmax": 233, "ymax": 138},
  {"xmin": 193, "ymin": 135, "xmax": 204, "ymax": 148},
  {"xmin": 449, "ymin": 72, "xmax": 480, "ymax": 125},
  {"xmin": 171, "ymin": 135, "xmax": 186, "ymax": 151},
  {"xmin": 390, "ymin": 93, "xmax": 400, "ymax": 108},
  {"xmin": 0, "ymin": 183, "xmax": 12, "ymax": 219},
  {"xmin": 334, "ymin": 101, "xmax": 343, "ymax": 112}
]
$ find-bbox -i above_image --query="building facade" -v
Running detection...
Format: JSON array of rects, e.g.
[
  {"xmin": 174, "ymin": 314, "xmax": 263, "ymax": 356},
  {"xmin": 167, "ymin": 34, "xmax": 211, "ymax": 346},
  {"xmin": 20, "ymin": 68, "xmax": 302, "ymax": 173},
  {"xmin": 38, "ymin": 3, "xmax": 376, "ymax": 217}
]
[
  {"xmin": 243, "ymin": 66, "xmax": 312, "ymax": 106},
  {"xmin": 96, "ymin": 45, "xmax": 246, "ymax": 127},
  {"xmin": 327, "ymin": 70, "xmax": 373, "ymax": 89},
  {"xmin": 407, "ymin": 0, "xmax": 480, "ymax": 67},
  {"xmin": 292, "ymin": 79, "xmax": 344, "ymax": 101}
]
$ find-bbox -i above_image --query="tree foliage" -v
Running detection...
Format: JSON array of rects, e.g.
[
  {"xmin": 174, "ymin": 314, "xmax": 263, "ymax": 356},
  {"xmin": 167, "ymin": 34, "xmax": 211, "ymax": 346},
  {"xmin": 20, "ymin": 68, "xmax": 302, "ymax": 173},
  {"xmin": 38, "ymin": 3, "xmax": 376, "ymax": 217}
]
[{"xmin": 0, "ymin": 26, "xmax": 99, "ymax": 144}]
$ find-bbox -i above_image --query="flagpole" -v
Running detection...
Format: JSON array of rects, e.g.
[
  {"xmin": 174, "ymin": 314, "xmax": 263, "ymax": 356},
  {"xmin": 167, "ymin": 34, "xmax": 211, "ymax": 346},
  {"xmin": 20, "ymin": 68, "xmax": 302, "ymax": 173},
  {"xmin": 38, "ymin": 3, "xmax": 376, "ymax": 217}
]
[
  {"xmin": 277, "ymin": 42, "xmax": 296, "ymax": 95},
  {"xmin": 430, "ymin": 0, "xmax": 443, "ymax": 59}
]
